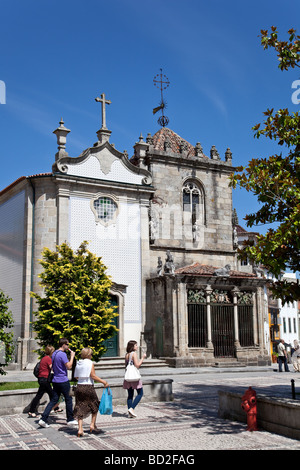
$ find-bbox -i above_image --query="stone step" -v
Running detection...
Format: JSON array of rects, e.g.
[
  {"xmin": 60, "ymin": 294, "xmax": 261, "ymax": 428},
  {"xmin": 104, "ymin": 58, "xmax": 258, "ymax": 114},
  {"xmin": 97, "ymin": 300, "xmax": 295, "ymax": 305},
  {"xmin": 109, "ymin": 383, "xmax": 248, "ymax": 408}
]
[
  {"xmin": 94, "ymin": 357, "xmax": 170, "ymax": 370},
  {"xmin": 213, "ymin": 360, "xmax": 246, "ymax": 368}
]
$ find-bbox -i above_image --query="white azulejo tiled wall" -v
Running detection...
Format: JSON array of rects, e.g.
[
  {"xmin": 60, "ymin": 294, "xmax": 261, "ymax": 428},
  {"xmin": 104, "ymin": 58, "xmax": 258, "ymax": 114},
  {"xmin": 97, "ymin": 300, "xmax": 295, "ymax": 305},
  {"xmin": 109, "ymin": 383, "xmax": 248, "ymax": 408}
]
[
  {"xmin": 69, "ymin": 196, "xmax": 142, "ymax": 332},
  {"xmin": 0, "ymin": 190, "xmax": 25, "ymax": 339},
  {"xmin": 67, "ymin": 152, "xmax": 144, "ymax": 186}
]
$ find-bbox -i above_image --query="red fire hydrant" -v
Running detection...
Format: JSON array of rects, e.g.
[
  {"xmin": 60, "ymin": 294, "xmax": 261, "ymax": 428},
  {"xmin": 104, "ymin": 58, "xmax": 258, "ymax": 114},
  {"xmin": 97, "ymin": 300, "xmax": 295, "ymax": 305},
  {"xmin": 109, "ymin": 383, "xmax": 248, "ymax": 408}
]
[{"xmin": 241, "ymin": 387, "xmax": 258, "ymax": 431}]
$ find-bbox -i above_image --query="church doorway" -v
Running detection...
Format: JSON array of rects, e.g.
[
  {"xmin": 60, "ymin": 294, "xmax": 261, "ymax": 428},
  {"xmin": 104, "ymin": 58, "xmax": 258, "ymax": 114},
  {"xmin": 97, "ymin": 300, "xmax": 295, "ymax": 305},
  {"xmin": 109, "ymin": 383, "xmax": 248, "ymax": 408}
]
[{"xmin": 102, "ymin": 295, "xmax": 119, "ymax": 357}]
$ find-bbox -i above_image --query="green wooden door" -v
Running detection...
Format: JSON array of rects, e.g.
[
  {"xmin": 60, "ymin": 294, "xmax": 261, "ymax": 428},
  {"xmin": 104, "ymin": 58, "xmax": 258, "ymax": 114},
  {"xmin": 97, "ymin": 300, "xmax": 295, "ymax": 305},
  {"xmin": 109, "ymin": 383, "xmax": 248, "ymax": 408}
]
[{"xmin": 103, "ymin": 295, "xmax": 119, "ymax": 357}]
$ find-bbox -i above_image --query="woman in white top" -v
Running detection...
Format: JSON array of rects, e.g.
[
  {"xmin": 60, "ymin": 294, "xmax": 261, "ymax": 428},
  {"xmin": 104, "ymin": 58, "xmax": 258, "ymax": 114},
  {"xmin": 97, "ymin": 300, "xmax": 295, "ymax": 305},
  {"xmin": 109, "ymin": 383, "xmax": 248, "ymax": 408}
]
[
  {"xmin": 292, "ymin": 340, "xmax": 300, "ymax": 372},
  {"xmin": 73, "ymin": 347, "xmax": 109, "ymax": 437}
]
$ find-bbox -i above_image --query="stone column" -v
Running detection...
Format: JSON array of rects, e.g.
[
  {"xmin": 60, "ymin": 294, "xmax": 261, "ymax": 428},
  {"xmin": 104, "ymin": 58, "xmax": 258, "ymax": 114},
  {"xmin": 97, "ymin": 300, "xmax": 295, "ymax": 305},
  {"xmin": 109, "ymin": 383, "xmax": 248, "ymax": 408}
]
[
  {"xmin": 253, "ymin": 290, "xmax": 259, "ymax": 346},
  {"xmin": 232, "ymin": 287, "xmax": 241, "ymax": 348},
  {"xmin": 177, "ymin": 282, "xmax": 188, "ymax": 356},
  {"xmin": 205, "ymin": 285, "xmax": 213, "ymax": 348}
]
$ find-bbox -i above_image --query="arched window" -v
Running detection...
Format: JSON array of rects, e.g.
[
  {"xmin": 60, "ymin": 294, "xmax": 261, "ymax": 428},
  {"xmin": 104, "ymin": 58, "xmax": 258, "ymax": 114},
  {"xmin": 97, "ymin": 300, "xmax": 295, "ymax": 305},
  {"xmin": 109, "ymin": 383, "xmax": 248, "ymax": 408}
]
[{"xmin": 182, "ymin": 180, "xmax": 205, "ymax": 226}]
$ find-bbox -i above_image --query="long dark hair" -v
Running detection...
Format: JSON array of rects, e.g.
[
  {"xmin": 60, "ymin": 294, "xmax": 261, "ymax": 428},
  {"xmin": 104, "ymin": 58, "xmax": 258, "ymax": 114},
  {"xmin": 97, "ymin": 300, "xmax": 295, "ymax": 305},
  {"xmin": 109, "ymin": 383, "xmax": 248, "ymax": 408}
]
[{"xmin": 126, "ymin": 340, "xmax": 137, "ymax": 353}]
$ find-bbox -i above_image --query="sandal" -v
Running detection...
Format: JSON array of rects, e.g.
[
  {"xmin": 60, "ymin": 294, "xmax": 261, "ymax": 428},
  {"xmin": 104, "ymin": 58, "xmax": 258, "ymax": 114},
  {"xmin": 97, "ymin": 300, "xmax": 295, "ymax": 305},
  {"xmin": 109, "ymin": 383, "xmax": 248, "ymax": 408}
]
[
  {"xmin": 28, "ymin": 412, "xmax": 37, "ymax": 418},
  {"xmin": 89, "ymin": 426, "xmax": 102, "ymax": 434}
]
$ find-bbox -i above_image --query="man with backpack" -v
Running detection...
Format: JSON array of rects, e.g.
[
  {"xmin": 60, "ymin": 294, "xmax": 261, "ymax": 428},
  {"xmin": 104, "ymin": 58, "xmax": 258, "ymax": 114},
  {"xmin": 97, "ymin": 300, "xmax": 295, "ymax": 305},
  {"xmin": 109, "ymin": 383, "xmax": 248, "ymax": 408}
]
[{"xmin": 38, "ymin": 338, "xmax": 77, "ymax": 428}]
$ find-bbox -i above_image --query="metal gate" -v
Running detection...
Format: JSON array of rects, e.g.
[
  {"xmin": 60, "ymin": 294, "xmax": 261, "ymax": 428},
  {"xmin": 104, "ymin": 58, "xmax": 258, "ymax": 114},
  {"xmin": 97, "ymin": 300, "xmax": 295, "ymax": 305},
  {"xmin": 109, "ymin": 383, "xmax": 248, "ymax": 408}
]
[
  {"xmin": 211, "ymin": 304, "xmax": 235, "ymax": 357},
  {"xmin": 238, "ymin": 305, "xmax": 254, "ymax": 347},
  {"xmin": 188, "ymin": 303, "xmax": 207, "ymax": 347}
]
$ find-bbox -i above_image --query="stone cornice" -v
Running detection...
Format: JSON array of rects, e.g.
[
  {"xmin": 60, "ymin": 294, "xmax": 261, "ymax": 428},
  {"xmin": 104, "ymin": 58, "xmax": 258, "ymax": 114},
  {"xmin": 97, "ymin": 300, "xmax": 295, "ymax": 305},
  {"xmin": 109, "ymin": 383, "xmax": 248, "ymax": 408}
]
[{"xmin": 146, "ymin": 149, "xmax": 235, "ymax": 173}]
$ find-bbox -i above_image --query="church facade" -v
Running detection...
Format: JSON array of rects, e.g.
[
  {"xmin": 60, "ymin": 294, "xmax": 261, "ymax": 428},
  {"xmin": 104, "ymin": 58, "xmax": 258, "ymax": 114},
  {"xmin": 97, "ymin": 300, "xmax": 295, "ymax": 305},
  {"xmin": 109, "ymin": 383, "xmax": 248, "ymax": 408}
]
[{"xmin": 0, "ymin": 96, "xmax": 270, "ymax": 369}]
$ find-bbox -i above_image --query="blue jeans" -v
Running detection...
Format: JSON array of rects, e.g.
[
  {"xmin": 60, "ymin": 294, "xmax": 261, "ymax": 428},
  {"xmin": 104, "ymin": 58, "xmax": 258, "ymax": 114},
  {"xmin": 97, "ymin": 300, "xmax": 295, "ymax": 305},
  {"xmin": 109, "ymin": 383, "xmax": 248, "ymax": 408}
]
[
  {"xmin": 127, "ymin": 387, "xmax": 143, "ymax": 410},
  {"xmin": 278, "ymin": 356, "xmax": 289, "ymax": 372},
  {"xmin": 29, "ymin": 377, "xmax": 57, "ymax": 413},
  {"xmin": 41, "ymin": 381, "xmax": 74, "ymax": 423}
]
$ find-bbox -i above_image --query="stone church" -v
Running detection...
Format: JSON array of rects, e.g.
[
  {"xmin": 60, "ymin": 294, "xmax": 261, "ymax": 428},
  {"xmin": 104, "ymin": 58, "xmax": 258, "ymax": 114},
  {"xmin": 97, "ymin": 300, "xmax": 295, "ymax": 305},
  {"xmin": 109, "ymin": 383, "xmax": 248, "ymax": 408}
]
[{"xmin": 0, "ymin": 94, "xmax": 270, "ymax": 369}]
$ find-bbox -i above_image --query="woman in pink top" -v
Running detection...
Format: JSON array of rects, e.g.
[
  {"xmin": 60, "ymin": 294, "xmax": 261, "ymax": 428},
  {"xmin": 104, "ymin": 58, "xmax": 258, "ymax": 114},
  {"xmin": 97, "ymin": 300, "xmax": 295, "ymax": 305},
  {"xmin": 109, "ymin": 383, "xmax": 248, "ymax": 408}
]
[
  {"xmin": 123, "ymin": 340, "xmax": 146, "ymax": 418},
  {"xmin": 28, "ymin": 346, "xmax": 62, "ymax": 417}
]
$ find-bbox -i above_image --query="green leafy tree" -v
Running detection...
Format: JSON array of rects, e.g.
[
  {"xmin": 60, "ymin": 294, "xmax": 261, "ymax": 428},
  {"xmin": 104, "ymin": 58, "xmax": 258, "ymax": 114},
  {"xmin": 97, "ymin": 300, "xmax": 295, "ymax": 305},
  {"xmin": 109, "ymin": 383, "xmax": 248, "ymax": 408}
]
[
  {"xmin": 31, "ymin": 242, "xmax": 118, "ymax": 360},
  {"xmin": 0, "ymin": 289, "xmax": 14, "ymax": 375},
  {"xmin": 230, "ymin": 27, "xmax": 300, "ymax": 304}
]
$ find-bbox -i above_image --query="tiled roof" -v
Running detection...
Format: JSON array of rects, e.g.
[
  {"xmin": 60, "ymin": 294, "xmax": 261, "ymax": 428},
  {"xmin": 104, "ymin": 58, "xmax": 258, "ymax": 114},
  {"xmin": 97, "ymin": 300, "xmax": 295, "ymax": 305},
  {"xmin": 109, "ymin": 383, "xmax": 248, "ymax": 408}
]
[
  {"xmin": 0, "ymin": 173, "xmax": 52, "ymax": 197},
  {"xmin": 0, "ymin": 176, "xmax": 26, "ymax": 197},
  {"xmin": 152, "ymin": 127, "xmax": 207, "ymax": 159},
  {"xmin": 236, "ymin": 224, "xmax": 259, "ymax": 236},
  {"xmin": 175, "ymin": 262, "xmax": 257, "ymax": 278}
]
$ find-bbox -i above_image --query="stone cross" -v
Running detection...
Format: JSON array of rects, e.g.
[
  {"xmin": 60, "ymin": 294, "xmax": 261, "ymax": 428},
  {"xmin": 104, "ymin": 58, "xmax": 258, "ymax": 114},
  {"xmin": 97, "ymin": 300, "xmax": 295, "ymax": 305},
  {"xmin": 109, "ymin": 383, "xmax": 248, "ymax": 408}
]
[{"xmin": 95, "ymin": 93, "xmax": 111, "ymax": 129}]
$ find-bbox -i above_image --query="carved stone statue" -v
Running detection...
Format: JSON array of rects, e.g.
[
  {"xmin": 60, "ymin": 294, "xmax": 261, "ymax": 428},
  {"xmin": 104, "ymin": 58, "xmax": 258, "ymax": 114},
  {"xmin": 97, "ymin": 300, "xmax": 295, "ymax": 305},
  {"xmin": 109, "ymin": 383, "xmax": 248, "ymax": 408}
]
[
  {"xmin": 233, "ymin": 226, "xmax": 238, "ymax": 249},
  {"xmin": 213, "ymin": 264, "xmax": 231, "ymax": 277},
  {"xmin": 164, "ymin": 250, "xmax": 175, "ymax": 275},
  {"xmin": 157, "ymin": 257, "xmax": 163, "ymax": 276},
  {"xmin": 253, "ymin": 266, "xmax": 265, "ymax": 278}
]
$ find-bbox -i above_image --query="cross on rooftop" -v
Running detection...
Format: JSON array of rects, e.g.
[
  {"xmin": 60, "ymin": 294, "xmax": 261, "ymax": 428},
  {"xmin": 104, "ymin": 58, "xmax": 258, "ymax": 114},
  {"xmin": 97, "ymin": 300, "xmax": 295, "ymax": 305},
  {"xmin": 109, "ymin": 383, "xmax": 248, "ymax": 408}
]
[{"xmin": 95, "ymin": 93, "xmax": 111, "ymax": 129}]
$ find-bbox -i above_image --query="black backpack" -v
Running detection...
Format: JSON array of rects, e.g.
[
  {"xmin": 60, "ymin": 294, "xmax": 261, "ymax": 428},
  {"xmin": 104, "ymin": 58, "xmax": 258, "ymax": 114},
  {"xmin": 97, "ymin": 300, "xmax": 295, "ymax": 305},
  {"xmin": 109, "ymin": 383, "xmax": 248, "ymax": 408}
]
[{"xmin": 33, "ymin": 361, "xmax": 40, "ymax": 378}]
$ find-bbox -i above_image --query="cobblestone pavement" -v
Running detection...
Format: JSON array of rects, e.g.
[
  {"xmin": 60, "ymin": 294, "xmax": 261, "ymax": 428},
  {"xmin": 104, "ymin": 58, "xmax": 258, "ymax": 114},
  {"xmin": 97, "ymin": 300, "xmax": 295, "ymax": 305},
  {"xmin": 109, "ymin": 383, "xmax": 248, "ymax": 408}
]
[{"xmin": 0, "ymin": 369, "xmax": 299, "ymax": 452}]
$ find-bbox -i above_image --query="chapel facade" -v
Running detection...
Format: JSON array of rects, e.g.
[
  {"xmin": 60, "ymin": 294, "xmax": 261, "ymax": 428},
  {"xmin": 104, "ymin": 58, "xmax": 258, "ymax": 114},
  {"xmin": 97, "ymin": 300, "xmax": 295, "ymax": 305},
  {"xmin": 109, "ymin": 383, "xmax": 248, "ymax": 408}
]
[{"xmin": 0, "ymin": 96, "xmax": 270, "ymax": 369}]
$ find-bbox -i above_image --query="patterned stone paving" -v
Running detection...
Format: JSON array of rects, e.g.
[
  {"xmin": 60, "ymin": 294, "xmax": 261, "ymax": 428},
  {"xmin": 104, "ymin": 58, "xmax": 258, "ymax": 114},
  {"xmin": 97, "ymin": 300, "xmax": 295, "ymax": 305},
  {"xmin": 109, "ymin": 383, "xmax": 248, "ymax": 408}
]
[{"xmin": 0, "ymin": 372, "xmax": 299, "ymax": 451}]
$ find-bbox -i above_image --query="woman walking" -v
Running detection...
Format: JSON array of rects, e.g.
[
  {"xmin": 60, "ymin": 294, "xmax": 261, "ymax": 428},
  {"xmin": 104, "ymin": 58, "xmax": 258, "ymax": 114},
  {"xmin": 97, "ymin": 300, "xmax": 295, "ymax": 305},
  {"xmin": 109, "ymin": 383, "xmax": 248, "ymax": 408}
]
[
  {"xmin": 73, "ymin": 348, "xmax": 109, "ymax": 437},
  {"xmin": 28, "ymin": 346, "xmax": 62, "ymax": 417},
  {"xmin": 123, "ymin": 340, "xmax": 146, "ymax": 418}
]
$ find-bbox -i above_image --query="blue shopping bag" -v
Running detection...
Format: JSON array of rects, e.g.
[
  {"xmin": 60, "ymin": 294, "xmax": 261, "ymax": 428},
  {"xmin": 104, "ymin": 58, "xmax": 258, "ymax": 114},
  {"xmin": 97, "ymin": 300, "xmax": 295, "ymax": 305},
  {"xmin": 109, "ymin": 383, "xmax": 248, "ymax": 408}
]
[{"xmin": 99, "ymin": 387, "xmax": 113, "ymax": 415}]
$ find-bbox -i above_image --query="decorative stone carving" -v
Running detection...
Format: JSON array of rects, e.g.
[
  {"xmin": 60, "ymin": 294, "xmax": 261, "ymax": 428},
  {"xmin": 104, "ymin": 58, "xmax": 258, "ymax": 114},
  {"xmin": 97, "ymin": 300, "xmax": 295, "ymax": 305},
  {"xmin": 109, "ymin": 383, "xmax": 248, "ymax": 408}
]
[
  {"xmin": 210, "ymin": 145, "xmax": 220, "ymax": 160},
  {"xmin": 225, "ymin": 147, "xmax": 232, "ymax": 162},
  {"xmin": 233, "ymin": 226, "xmax": 238, "ymax": 249},
  {"xmin": 179, "ymin": 140, "xmax": 188, "ymax": 154},
  {"xmin": 187, "ymin": 289, "xmax": 206, "ymax": 304},
  {"xmin": 157, "ymin": 257, "xmax": 163, "ymax": 276},
  {"xmin": 194, "ymin": 142, "xmax": 204, "ymax": 157},
  {"xmin": 210, "ymin": 290, "xmax": 232, "ymax": 303},
  {"xmin": 213, "ymin": 264, "xmax": 231, "ymax": 277},
  {"xmin": 253, "ymin": 266, "xmax": 265, "ymax": 278},
  {"xmin": 164, "ymin": 138, "xmax": 171, "ymax": 151},
  {"xmin": 164, "ymin": 250, "xmax": 175, "ymax": 275},
  {"xmin": 236, "ymin": 291, "xmax": 253, "ymax": 305},
  {"xmin": 192, "ymin": 222, "xmax": 200, "ymax": 242},
  {"xmin": 149, "ymin": 202, "xmax": 159, "ymax": 243}
]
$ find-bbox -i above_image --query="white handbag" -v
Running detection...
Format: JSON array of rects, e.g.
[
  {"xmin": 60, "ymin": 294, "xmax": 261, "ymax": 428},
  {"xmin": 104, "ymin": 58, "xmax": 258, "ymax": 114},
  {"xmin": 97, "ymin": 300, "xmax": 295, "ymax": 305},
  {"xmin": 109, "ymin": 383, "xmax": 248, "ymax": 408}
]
[{"xmin": 124, "ymin": 353, "xmax": 141, "ymax": 382}]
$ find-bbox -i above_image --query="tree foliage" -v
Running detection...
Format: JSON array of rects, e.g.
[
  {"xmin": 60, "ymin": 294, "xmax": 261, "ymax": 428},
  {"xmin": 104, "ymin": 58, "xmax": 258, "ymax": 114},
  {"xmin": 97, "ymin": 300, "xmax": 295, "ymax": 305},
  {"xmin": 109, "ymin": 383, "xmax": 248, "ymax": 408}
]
[
  {"xmin": 0, "ymin": 289, "xmax": 14, "ymax": 375},
  {"xmin": 31, "ymin": 242, "xmax": 118, "ymax": 361},
  {"xmin": 230, "ymin": 27, "xmax": 300, "ymax": 304}
]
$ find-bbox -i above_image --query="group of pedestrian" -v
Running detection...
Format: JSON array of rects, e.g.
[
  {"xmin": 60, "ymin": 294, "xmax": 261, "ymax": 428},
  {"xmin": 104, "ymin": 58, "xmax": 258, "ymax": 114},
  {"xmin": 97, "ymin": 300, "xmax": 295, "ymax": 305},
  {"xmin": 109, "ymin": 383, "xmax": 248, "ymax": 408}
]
[
  {"xmin": 29, "ymin": 338, "xmax": 145, "ymax": 437},
  {"xmin": 277, "ymin": 338, "xmax": 300, "ymax": 373}
]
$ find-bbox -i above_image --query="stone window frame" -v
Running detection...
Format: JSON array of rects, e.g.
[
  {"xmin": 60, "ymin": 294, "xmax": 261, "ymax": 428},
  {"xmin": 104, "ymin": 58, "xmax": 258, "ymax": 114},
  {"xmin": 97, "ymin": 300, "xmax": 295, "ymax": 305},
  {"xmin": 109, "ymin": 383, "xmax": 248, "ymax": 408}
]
[
  {"xmin": 90, "ymin": 193, "xmax": 119, "ymax": 227},
  {"xmin": 182, "ymin": 177, "xmax": 206, "ymax": 226}
]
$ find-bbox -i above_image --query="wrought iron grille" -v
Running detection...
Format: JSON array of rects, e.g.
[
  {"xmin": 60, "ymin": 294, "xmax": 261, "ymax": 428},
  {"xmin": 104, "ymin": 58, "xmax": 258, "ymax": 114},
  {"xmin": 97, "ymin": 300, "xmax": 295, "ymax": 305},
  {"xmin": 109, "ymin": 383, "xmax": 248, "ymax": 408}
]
[
  {"xmin": 187, "ymin": 289, "xmax": 254, "ymax": 356},
  {"xmin": 188, "ymin": 303, "xmax": 207, "ymax": 347},
  {"xmin": 238, "ymin": 305, "xmax": 254, "ymax": 347},
  {"xmin": 211, "ymin": 304, "xmax": 235, "ymax": 358}
]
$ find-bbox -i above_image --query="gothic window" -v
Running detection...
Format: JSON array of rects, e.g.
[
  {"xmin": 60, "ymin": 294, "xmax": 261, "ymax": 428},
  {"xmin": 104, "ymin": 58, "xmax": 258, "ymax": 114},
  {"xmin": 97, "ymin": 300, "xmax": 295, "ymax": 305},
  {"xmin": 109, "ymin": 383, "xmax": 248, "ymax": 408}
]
[
  {"xmin": 182, "ymin": 180, "xmax": 206, "ymax": 235},
  {"xmin": 91, "ymin": 195, "xmax": 119, "ymax": 226}
]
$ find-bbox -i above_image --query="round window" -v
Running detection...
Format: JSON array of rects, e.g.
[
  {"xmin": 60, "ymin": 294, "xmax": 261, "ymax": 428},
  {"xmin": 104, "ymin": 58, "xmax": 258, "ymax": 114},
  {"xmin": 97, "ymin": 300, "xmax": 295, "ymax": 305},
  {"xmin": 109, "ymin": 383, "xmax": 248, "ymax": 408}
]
[{"xmin": 93, "ymin": 197, "xmax": 117, "ymax": 223}]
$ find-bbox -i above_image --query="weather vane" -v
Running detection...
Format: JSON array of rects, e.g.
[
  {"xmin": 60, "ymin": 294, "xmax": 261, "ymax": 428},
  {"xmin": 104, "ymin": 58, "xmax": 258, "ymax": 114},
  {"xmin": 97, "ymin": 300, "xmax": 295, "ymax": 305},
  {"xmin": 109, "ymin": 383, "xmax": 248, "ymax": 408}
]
[{"xmin": 153, "ymin": 68, "xmax": 170, "ymax": 127}]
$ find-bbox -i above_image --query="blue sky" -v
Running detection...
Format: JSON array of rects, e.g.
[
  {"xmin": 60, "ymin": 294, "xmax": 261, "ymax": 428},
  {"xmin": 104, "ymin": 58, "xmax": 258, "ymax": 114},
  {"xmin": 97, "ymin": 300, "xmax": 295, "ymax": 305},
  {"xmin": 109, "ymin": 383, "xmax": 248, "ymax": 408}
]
[{"xmin": 0, "ymin": 0, "xmax": 299, "ymax": 234}]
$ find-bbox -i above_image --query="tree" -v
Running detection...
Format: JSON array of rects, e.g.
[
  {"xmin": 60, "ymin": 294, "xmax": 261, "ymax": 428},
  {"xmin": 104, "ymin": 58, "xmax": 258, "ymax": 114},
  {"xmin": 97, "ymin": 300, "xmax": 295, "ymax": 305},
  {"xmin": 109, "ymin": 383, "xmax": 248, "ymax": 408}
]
[
  {"xmin": 0, "ymin": 289, "xmax": 14, "ymax": 375},
  {"xmin": 230, "ymin": 27, "xmax": 300, "ymax": 304},
  {"xmin": 31, "ymin": 242, "xmax": 118, "ymax": 361}
]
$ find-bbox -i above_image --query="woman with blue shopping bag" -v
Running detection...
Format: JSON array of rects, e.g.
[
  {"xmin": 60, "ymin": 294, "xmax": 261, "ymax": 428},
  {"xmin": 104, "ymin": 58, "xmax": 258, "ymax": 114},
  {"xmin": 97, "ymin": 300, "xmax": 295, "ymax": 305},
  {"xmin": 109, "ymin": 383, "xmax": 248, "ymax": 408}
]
[
  {"xmin": 99, "ymin": 387, "xmax": 113, "ymax": 415},
  {"xmin": 123, "ymin": 340, "xmax": 146, "ymax": 418},
  {"xmin": 73, "ymin": 348, "xmax": 109, "ymax": 437}
]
